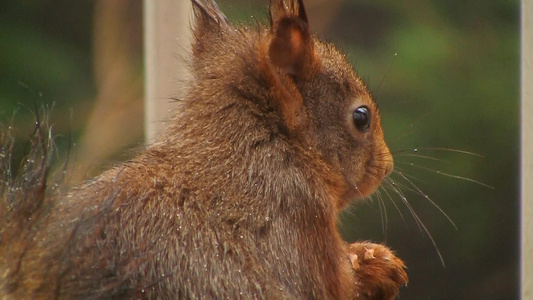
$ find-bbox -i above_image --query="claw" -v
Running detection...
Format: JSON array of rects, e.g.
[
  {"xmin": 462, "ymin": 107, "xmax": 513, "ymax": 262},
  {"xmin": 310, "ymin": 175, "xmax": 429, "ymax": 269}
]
[
  {"xmin": 363, "ymin": 247, "xmax": 375, "ymax": 260},
  {"xmin": 349, "ymin": 253, "xmax": 360, "ymax": 270}
]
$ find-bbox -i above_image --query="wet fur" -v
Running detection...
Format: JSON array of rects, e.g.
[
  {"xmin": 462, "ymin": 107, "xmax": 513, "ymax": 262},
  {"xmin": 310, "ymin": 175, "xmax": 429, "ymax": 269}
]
[{"xmin": 0, "ymin": 1, "xmax": 406, "ymax": 299}]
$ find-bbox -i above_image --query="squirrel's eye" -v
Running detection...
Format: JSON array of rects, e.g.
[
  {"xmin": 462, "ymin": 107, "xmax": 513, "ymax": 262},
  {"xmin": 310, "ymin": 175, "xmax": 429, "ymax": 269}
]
[{"xmin": 353, "ymin": 106, "xmax": 371, "ymax": 132}]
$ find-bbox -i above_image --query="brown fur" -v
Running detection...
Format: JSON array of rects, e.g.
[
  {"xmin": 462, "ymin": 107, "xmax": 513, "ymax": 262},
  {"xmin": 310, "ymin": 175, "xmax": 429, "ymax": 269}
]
[{"xmin": 0, "ymin": 0, "xmax": 406, "ymax": 299}]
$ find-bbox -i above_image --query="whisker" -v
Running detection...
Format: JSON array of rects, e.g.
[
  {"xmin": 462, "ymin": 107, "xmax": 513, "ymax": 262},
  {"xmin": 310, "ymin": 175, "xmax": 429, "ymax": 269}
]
[
  {"xmin": 395, "ymin": 170, "xmax": 457, "ymax": 230},
  {"xmin": 414, "ymin": 147, "xmax": 484, "ymax": 158},
  {"xmin": 385, "ymin": 179, "xmax": 446, "ymax": 267},
  {"xmin": 387, "ymin": 173, "xmax": 428, "ymax": 198},
  {"xmin": 383, "ymin": 179, "xmax": 424, "ymax": 233},
  {"xmin": 353, "ymin": 183, "xmax": 365, "ymax": 199},
  {"xmin": 381, "ymin": 179, "xmax": 408, "ymax": 226},
  {"xmin": 392, "ymin": 147, "xmax": 483, "ymax": 158},
  {"xmin": 375, "ymin": 190, "xmax": 388, "ymax": 240},
  {"xmin": 407, "ymin": 208, "xmax": 446, "ymax": 267},
  {"xmin": 394, "ymin": 153, "xmax": 450, "ymax": 164},
  {"xmin": 382, "ymin": 144, "xmax": 489, "ymax": 268},
  {"xmin": 375, "ymin": 50, "xmax": 398, "ymax": 94},
  {"xmin": 393, "ymin": 166, "xmax": 429, "ymax": 185},
  {"xmin": 397, "ymin": 161, "xmax": 495, "ymax": 189}
]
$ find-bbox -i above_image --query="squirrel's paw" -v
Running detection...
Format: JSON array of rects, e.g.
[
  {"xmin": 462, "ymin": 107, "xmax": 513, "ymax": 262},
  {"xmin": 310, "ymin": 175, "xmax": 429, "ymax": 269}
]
[{"xmin": 348, "ymin": 242, "xmax": 408, "ymax": 300}]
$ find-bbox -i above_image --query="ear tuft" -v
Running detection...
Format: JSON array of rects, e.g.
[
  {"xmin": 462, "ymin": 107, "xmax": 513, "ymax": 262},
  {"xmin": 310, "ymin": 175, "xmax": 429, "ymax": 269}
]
[
  {"xmin": 191, "ymin": 0, "xmax": 229, "ymax": 55},
  {"xmin": 192, "ymin": 0, "xmax": 229, "ymax": 28},
  {"xmin": 269, "ymin": 0, "xmax": 308, "ymax": 26},
  {"xmin": 268, "ymin": 0, "xmax": 315, "ymax": 77}
]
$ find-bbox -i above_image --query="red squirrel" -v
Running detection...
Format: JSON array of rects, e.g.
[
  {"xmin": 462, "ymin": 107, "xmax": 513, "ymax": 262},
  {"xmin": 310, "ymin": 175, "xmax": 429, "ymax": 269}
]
[{"xmin": 0, "ymin": 0, "xmax": 407, "ymax": 298}]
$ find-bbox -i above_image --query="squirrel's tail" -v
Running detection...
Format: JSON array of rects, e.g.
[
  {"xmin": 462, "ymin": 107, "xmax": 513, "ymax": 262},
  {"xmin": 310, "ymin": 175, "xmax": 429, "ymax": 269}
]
[{"xmin": 0, "ymin": 109, "xmax": 65, "ymax": 296}]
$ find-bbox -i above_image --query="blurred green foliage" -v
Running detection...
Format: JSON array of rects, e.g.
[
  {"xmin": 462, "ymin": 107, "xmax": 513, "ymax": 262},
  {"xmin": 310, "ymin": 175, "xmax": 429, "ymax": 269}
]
[
  {"xmin": 332, "ymin": 1, "xmax": 519, "ymax": 298},
  {"xmin": 0, "ymin": 0, "xmax": 94, "ymax": 116},
  {"xmin": 0, "ymin": 0, "xmax": 519, "ymax": 298}
]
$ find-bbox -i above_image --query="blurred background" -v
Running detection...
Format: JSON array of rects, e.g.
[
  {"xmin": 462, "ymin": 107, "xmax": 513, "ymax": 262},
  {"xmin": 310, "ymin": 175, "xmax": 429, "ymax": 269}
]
[{"xmin": 0, "ymin": 0, "xmax": 519, "ymax": 298}]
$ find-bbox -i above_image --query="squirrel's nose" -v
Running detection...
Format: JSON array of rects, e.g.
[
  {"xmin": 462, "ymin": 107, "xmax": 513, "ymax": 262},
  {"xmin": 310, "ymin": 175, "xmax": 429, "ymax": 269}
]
[
  {"xmin": 384, "ymin": 159, "xmax": 394, "ymax": 177},
  {"xmin": 383, "ymin": 148, "xmax": 394, "ymax": 177}
]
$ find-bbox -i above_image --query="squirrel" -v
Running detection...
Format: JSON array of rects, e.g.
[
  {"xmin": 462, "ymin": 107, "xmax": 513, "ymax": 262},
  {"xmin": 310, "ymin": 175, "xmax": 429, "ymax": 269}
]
[{"xmin": 0, "ymin": 0, "xmax": 408, "ymax": 299}]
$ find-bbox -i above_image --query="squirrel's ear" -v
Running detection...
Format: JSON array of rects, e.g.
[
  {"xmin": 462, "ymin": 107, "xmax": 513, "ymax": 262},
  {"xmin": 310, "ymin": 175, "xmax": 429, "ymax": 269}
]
[
  {"xmin": 268, "ymin": 0, "xmax": 315, "ymax": 77},
  {"xmin": 191, "ymin": 0, "xmax": 229, "ymax": 55}
]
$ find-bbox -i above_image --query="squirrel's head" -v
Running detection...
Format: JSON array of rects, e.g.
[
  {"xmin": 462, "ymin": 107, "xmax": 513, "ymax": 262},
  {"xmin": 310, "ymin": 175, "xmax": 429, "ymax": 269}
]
[{"xmin": 190, "ymin": 0, "xmax": 393, "ymax": 210}]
